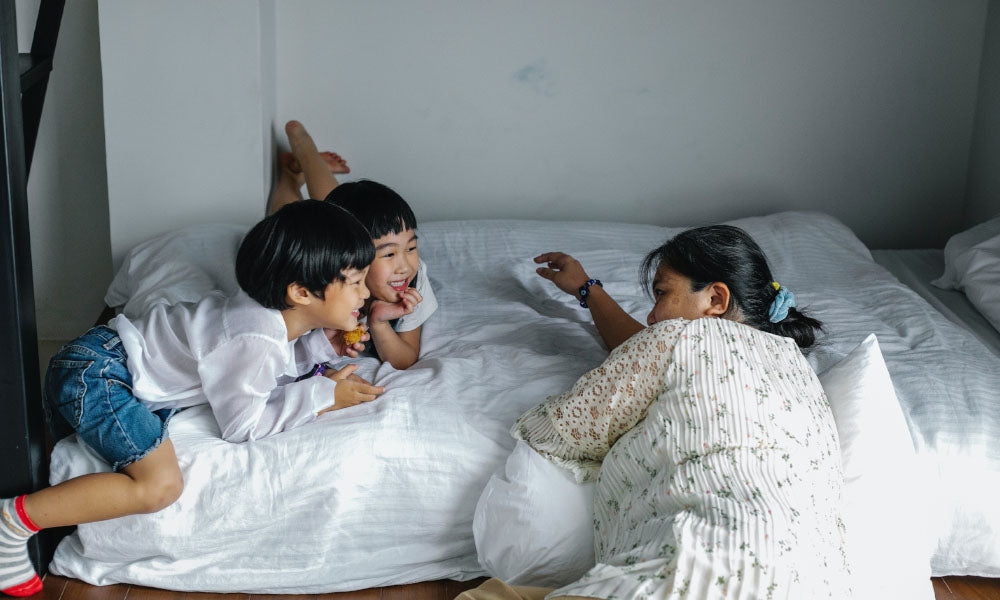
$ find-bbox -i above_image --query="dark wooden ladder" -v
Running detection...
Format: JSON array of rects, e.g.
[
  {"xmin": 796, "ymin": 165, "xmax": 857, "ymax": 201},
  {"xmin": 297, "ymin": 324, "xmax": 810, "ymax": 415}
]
[{"xmin": 0, "ymin": 0, "xmax": 66, "ymax": 575}]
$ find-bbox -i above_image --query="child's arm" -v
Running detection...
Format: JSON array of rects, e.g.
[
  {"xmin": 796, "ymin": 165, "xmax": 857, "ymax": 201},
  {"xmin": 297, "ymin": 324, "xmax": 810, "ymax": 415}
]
[
  {"xmin": 367, "ymin": 288, "xmax": 423, "ymax": 369},
  {"xmin": 199, "ymin": 335, "xmax": 382, "ymax": 442},
  {"xmin": 534, "ymin": 251, "xmax": 645, "ymax": 351},
  {"xmin": 369, "ymin": 323, "xmax": 421, "ymax": 370}
]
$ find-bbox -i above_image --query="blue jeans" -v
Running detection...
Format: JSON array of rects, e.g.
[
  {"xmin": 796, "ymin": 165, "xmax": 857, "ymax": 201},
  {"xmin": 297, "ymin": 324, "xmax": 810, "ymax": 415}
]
[{"xmin": 43, "ymin": 325, "xmax": 174, "ymax": 472}]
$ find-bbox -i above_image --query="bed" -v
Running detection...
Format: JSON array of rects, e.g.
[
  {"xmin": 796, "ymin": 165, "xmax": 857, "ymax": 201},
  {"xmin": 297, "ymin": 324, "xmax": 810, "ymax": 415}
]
[
  {"xmin": 46, "ymin": 211, "xmax": 1000, "ymax": 593},
  {"xmin": 871, "ymin": 248, "xmax": 1000, "ymax": 358}
]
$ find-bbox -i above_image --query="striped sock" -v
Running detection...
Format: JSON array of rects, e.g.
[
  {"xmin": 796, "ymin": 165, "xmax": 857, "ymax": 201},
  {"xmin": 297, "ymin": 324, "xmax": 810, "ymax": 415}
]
[{"xmin": 0, "ymin": 497, "xmax": 42, "ymax": 597}]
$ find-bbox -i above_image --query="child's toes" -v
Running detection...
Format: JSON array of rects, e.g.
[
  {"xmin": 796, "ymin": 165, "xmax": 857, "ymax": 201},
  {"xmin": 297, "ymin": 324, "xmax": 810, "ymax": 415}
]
[{"xmin": 323, "ymin": 152, "xmax": 350, "ymax": 174}]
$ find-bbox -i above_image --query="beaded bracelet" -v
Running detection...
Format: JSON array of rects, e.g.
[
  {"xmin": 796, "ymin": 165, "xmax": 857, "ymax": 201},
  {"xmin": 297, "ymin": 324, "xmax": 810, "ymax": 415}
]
[{"xmin": 578, "ymin": 279, "xmax": 603, "ymax": 308}]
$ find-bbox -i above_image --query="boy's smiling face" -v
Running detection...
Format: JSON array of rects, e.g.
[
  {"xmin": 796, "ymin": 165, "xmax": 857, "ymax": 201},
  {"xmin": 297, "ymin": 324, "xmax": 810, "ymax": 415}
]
[
  {"xmin": 317, "ymin": 267, "xmax": 370, "ymax": 331},
  {"xmin": 366, "ymin": 228, "xmax": 419, "ymax": 303}
]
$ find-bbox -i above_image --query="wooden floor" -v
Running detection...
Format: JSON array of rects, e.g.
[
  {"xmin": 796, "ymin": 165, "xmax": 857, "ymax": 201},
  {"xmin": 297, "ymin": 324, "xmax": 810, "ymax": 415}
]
[
  {"xmin": 34, "ymin": 575, "xmax": 490, "ymax": 600},
  {"xmin": 26, "ymin": 575, "xmax": 1000, "ymax": 599}
]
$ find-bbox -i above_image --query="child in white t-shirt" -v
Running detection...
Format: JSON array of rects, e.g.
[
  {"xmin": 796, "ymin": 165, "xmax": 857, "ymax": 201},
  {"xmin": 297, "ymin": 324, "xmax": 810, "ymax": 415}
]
[
  {"xmin": 0, "ymin": 201, "xmax": 382, "ymax": 598},
  {"xmin": 271, "ymin": 120, "xmax": 438, "ymax": 369}
]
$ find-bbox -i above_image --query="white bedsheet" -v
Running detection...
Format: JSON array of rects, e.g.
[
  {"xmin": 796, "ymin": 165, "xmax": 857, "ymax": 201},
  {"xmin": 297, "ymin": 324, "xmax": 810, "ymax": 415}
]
[
  {"xmin": 48, "ymin": 211, "xmax": 1000, "ymax": 591},
  {"xmin": 872, "ymin": 248, "xmax": 1000, "ymax": 358}
]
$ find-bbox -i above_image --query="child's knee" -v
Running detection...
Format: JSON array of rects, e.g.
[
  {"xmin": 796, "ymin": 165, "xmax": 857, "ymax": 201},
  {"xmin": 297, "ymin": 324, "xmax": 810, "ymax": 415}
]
[{"xmin": 137, "ymin": 472, "xmax": 184, "ymax": 514}]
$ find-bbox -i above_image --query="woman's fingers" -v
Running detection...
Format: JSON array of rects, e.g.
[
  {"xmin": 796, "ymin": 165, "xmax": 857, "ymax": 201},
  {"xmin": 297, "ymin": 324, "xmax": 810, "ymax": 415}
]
[
  {"xmin": 536, "ymin": 267, "xmax": 557, "ymax": 280},
  {"xmin": 534, "ymin": 252, "xmax": 570, "ymax": 265}
]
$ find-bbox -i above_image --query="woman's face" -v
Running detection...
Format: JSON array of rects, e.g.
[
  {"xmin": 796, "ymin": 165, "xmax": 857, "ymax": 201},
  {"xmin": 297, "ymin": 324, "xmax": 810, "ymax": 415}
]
[{"xmin": 646, "ymin": 264, "xmax": 726, "ymax": 325}]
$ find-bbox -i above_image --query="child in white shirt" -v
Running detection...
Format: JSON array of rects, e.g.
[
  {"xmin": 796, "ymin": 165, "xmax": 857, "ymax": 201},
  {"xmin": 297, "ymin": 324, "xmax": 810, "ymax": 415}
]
[{"xmin": 0, "ymin": 200, "xmax": 381, "ymax": 598}]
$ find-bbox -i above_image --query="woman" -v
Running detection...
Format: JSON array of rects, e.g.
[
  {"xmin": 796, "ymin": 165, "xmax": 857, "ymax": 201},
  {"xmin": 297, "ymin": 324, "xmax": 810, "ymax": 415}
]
[{"xmin": 461, "ymin": 226, "xmax": 850, "ymax": 600}]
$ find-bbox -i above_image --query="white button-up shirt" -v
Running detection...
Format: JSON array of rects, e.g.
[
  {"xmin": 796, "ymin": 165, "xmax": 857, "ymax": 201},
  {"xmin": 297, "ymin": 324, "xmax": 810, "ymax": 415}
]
[{"xmin": 111, "ymin": 290, "xmax": 339, "ymax": 443}]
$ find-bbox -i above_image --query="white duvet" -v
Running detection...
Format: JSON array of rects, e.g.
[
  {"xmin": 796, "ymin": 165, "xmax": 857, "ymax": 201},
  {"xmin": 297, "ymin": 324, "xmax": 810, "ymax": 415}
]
[{"xmin": 48, "ymin": 212, "xmax": 1000, "ymax": 592}]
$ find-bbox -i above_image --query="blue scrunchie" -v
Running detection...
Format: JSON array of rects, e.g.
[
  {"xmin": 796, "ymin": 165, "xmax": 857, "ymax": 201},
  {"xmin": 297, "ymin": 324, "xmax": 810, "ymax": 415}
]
[{"xmin": 768, "ymin": 286, "xmax": 796, "ymax": 323}]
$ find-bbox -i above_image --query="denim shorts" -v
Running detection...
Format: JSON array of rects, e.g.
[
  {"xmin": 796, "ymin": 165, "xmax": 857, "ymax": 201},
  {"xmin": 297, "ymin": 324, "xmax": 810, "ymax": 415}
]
[{"xmin": 43, "ymin": 325, "xmax": 175, "ymax": 472}]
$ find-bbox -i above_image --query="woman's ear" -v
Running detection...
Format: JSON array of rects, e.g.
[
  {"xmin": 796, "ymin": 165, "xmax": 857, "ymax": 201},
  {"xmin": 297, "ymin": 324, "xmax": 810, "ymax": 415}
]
[
  {"xmin": 704, "ymin": 282, "xmax": 731, "ymax": 317},
  {"xmin": 285, "ymin": 282, "xmax": 313, "ymax": 308}
]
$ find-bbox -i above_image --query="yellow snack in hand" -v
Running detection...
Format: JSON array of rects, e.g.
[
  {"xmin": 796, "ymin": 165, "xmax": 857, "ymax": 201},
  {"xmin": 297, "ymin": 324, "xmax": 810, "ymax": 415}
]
[{"xmin": 342, "ymin": 326, "xmax": 365, "ymax": 345}]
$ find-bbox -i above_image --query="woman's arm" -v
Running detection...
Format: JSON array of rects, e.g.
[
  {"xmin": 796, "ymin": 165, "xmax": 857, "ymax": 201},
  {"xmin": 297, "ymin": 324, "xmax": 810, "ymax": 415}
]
[
  {"xmin": 533, "ymin": 252, "xmax": 644, "ymax": 350},
  {"xmin": 512, "ymin": 320, "xmax": 686, "ymax": 479}
]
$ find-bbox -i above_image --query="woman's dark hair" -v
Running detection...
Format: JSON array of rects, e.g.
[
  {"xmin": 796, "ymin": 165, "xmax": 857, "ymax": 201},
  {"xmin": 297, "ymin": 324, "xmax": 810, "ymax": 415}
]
[
  {"xmin": 323, "ymin": 180, "xmax": 417, "ymax": 239},
  {"xmin": 640, "ymin": 225, "xmax": 823, "ymax": 349},
  {"xmin": 236, "ymin": 200, "xmax": 374, "ymax": 309}
]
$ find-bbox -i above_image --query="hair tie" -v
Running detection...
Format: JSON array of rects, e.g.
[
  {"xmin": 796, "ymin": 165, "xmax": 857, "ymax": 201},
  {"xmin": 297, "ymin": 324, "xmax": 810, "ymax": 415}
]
[{"xmin": 768, "ymin": 282, "xmax": 796, "ymax": 323}]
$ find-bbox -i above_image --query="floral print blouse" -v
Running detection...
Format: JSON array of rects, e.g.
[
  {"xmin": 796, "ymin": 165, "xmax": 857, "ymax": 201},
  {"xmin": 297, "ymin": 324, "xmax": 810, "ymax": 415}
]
[{"xmin": 513, "ymin": 318, "xmax": 851, "ymax": 600}]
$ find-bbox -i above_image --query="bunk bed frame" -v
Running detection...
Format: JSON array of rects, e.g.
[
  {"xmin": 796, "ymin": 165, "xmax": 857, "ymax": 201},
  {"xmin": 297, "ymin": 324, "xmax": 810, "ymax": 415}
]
[{"xmin": 0, "ymin": 0, "xmax": 66, "ymax": 576}]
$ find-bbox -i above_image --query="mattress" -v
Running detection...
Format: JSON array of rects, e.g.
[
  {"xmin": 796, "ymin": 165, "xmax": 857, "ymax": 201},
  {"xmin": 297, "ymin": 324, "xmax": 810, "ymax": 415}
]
[
  {"xmin": 46, "ymin": 211, "xmax": 1000, "ymax": 591},
  {"xmin": 872, "ymin": 248, "xmax": 1000, "ymax": 358}
]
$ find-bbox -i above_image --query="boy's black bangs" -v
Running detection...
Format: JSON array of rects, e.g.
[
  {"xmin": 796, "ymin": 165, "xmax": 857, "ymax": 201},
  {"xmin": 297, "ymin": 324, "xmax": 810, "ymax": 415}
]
[
  {"xmin": 324, "ymin": 180, "xmax": 418, "ymax": 240},
  {"xmin": 236, "ymin": 200, "xmax": 375, "ymax": 309},
  {"xmin": 367, "ymin": 211, "xmax": 418, "ymax": 240},
  {"xmin": 300, "ymin": 219, "xmax": 375, "ymax": 290}
]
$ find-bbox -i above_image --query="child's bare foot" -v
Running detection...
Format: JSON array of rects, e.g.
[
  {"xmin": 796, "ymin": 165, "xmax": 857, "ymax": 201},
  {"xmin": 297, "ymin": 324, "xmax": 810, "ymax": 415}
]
[
  {"xmin": 269, "ymin": 154, "xmax": 305, "ymax": 214},
  {"xmin": 279, "ymin": 152, "xmax": 306, "ymax": 187},
  {"xmin": 280, "ymin": 151, "xmax": 350, "ymax": 177}
]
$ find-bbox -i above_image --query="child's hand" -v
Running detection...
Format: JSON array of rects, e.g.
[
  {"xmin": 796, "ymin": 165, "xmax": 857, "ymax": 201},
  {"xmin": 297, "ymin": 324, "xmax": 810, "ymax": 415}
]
[
  {"xmin": 317, "ymin": 364, "xmax": 385, "ymax": 414},
  {"xmin": 534, "ymin": 252, "xmax": 592, "ymax": 298},
  {"xmin": 324, "ymin": 325, "xmax": 370, "ymax": 358},
  {"xmin": 368, "ymin": 288, "xmax": 423, "ymax": 323}
]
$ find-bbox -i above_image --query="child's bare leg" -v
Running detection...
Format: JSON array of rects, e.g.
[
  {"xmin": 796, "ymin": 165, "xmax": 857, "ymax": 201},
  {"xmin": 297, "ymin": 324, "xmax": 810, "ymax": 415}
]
[
  {"xmin": 285, "ymin": 120, "xmax": 339, "ymax": 201},
  {"xmin": 22, "ymin": 439, "xmax": 183, "ymax": 528},
  {"xmin": 268, "ymin": 153, "xmax": 306, "ymax": 215},
  {"xmin": 0, "ymin": 442, "xmax": 180, "ymax": 596}
]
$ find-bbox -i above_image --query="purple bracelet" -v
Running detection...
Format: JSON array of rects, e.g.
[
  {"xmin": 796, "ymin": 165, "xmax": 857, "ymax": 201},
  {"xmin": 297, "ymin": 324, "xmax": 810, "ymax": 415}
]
[{"xmin": 295, "ymin": 363, "xmax": 328, "ymax": 382}]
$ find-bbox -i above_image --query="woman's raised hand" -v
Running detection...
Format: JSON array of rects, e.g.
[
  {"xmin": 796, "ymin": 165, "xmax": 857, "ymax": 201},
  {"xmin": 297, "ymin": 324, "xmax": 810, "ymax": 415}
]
[{"xmin": 534, "ymin": 252, "xmax": 591, "ymax": 298}]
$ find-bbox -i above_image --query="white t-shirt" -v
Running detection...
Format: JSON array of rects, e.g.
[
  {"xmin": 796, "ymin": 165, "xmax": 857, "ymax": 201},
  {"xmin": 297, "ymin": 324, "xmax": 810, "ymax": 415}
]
[
  {"xmin": 110, "ymin": 290, "xmax": 340, "ymax": 443},
  {"xmin": 391, "ymin": 259, "xmax": 438, "ymax": 332}
]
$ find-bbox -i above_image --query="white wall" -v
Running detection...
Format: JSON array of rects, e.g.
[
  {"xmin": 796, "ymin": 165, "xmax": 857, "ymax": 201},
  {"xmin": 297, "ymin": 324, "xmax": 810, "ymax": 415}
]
[
  {"xmin": 966, "ymin": 0, "xmax": 1000, "ymax": 226},
  {"xmin": 98, "ymin": 0, "xmax": 277, "ymax": 269},
  {"xmin": 15, "ymin": 0, "xmax": 39, "ymax": 53},
  {"xmin": 16, "ymin": 0, "xmax": 112, "ymax": 343},
  {"xmin": 276, "ymin": 0, "xmax": 987, "ymax": 249},
  {"xmin": 43, "ymin": 0, "xmax": 999, "ymax": 305}
]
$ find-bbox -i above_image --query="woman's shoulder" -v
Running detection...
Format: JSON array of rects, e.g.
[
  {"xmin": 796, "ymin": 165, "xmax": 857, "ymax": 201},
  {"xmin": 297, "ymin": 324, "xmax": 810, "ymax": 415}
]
[
  {"xmin": 617, "ymin": 318, "xmax": 799, "ymax": 358},
  {"xmin": 611, "ymin": 319, "xmax": 692, "ymax": 359},
  {"xmin": 687, "ymin": 318, "xmax": 804, "ymax": 361}
]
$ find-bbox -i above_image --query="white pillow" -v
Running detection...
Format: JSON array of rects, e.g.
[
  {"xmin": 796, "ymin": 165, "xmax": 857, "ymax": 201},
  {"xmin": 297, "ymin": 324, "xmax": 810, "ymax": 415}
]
[
  {"xmin": 105, "ymin": 224, "xmax": 247, "ymax": 318},
  {"xmin": 818, "ymin": 334, "xmax": 934, "ymax": 600},
  {"xmin": 474, "ymin": 334, "xmax": 934, "ymax": 598},
  {"xmin": 933, "ymin": 216, "xmax": 1000, "ymax": 333},
  {"xmin": 473, "ymin": 441, "xmax": 595, "ymax": 587}
]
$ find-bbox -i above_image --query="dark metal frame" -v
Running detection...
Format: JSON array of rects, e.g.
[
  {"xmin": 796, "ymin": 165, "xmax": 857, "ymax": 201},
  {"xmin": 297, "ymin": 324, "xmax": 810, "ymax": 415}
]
[{"xmin": 1, "ymin": 0, "xmax": 66, "ymax": 573}]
